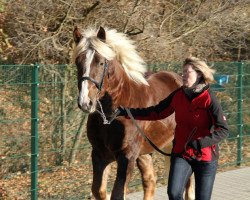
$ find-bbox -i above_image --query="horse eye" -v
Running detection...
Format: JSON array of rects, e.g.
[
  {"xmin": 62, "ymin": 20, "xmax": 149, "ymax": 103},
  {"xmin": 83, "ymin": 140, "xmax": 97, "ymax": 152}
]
[{"xmin": 100, "ymin": 62, "xmax": 104, "ymax": 66}]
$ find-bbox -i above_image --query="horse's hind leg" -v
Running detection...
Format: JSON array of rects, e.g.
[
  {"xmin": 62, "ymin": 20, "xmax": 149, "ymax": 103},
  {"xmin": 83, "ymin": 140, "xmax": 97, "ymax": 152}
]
[
  {"xmin": 91, "ymin": 149, "xmax": 111, "ymax": 200},
  {"xmin": 136, "ymin": 154, "xmax": 156, "ymax": 200}
]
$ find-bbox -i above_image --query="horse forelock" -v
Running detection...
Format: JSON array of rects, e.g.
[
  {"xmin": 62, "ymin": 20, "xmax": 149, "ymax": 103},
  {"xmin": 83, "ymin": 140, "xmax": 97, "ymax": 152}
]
[{"xmin": 73, "ymin": 27, "xmax": 148, "ymax": 85}]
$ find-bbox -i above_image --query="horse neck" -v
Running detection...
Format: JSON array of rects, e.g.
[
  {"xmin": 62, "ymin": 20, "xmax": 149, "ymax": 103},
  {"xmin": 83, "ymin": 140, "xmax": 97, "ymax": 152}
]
[{"xmin": 105, "ymin": 60, "xmax": 150, "ymax": 108}]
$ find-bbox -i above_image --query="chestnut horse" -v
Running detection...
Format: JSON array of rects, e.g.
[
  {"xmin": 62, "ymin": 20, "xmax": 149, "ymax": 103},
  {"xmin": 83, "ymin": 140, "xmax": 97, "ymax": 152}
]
[{"xmin": 73, "ymin": 26, "xmax": 194, "ymax": 200}]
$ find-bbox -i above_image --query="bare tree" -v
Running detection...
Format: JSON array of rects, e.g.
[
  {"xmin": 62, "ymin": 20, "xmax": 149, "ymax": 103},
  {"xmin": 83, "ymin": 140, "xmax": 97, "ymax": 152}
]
[{"xmin": 1, "ymin": 0, "xmax": 249, "ymax": 64}]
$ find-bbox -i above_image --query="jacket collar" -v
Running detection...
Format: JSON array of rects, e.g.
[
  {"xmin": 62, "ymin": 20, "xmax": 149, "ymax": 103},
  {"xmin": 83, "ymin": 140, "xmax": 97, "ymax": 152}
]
[{"xmin": 183, "ymin": 84, "xmax": 209, "ymax": 100}]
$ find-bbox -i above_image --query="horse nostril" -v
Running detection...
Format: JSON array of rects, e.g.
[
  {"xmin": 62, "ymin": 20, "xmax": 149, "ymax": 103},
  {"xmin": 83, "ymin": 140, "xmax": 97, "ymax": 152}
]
[{"xmin": 89, "ymin": 100, "xmax": 93, "ymax": 107}]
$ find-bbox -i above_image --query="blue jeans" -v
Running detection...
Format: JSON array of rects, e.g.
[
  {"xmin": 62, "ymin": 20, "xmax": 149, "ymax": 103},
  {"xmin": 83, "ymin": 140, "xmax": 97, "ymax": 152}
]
[{"xmin": 167, "ymin": 155, "xmax": 217, "ymax": 200}]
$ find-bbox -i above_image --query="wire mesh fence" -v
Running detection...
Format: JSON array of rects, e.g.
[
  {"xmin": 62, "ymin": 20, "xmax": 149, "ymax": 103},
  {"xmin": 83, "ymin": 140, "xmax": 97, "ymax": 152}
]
[{"xmin": 0, "ymin": 62, "xmax": 250, "ymax": 199}]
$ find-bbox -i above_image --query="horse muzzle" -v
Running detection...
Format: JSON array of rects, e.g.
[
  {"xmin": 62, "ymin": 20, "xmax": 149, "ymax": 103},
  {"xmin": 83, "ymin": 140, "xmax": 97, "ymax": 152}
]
[{"xmin": 77, "ymin": 97, "xmax": 96, "ymax": 113}]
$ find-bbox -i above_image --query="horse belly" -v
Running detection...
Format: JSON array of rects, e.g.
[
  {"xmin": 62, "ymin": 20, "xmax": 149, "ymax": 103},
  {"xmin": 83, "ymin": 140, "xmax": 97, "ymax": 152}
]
[{"xmin": 139, "ymin": 117, "xmax": 175, "ymax": 155}]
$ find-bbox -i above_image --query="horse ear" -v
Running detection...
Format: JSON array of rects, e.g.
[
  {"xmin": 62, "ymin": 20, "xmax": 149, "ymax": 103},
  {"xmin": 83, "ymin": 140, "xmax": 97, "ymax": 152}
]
[
  {"xmin": 97, "ymin": 26, "xmax": 106, "ymax": 42},
  {"xmin": 73, "ymin": 26, "xmax": 83, "ymax": 44}
]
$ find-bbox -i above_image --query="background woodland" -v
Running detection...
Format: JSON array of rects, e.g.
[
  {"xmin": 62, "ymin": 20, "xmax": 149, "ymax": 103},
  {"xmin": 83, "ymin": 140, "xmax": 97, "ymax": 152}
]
[{"xmin": 0, "ymin": 0, "xmax": 249, "ymax": 64}]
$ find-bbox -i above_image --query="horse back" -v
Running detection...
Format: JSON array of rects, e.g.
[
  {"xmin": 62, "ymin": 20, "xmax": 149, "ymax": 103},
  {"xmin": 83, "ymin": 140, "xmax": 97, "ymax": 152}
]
[{"xmin": 146, "ymin": 71, "xmax": 182, "ymax": 104}]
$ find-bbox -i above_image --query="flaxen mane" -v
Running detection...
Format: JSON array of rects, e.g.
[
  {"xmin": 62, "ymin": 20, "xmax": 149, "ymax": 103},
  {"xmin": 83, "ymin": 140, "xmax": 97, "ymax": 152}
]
[{"xmin": 73, "ymin": 27, "xmax": 148, "ymax": 85}]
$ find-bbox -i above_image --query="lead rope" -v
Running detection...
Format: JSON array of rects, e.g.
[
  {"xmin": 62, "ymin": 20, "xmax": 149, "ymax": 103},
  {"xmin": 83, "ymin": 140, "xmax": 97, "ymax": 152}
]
[
  {"xmin": 125, "ymin": 108, "xmax": 171, "ymax": 156},
  {"xmin": 96, "ymin": 99, "xmax": 109, "ymax": 124},
  {"xmin": 96, "ymin": 103, "xmax": 171, "ymax": 156},
  {"xmin": 96, "ymin": 99, "xmax": 121, "ymax": 125},
  {"xmin": 184, "ymin": 127, "xmax": 197, "ymax": 152},
  {"xmin": 96, "ymin": 100, "xmax": 196, "ymax": 157}
]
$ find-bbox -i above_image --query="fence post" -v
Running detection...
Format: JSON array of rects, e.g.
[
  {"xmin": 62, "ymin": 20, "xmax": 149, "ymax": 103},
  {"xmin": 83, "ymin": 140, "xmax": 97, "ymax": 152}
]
[
  {"xmin": 237, "ymin": 61, "xmax": 243, "ymax": 165},
  {"xmin": 31, "ymin": 63, "xmax": 39, "ymax": 200}
]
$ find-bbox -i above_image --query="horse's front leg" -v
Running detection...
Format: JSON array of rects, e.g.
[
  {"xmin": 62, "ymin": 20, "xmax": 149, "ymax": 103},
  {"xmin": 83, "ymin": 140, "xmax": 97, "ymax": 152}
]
[
  {"xmin": 136, "ymin": 154, "xmax": 156, "ymax": 200},
  {"xmin": 91, "ymin": 149, "xmax": 111, "ymax": 200},
  {"xmin": 111, "ymin": 154, "xmax": 136, "ymax": 200}
]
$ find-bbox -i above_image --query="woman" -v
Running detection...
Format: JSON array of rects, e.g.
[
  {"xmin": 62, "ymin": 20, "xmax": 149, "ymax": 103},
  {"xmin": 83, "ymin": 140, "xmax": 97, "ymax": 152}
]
[{"xmin": 118, "ymin": 57, "xmax": 229, "ymax": 200}]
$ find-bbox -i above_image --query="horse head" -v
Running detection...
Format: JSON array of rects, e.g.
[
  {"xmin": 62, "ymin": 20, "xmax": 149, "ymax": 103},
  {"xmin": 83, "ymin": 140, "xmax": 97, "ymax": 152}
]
[
  {"xmin": 73, "ymin": 26, "xmax": 114, "ymax": 113},
  {"xmin": 73, "ymin": 26, "xmax": 149, "ymax": 115}
]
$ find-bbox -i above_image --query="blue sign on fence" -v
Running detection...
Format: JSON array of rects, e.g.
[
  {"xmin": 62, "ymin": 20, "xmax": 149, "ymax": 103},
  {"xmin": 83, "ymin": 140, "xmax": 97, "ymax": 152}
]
[
  {"xmin": 214, "ymin": 75, "xmax": 229, "ymax": 85},
  {"xmin": 211, "ymin": 75, "xmax": 229, "ymax": 91}
]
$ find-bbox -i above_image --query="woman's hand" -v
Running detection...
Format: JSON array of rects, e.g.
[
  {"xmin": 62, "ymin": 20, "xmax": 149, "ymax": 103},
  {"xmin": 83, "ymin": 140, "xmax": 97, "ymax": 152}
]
[{"xmin": 188, "ymin": 139, "xmax": 202, "ymax": 156}]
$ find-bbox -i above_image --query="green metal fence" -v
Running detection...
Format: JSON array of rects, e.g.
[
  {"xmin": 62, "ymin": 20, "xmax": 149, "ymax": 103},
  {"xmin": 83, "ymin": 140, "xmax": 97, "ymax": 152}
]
[{"xmin": 0, "ymin": 62, "xmax": 250, "ymax": 199}]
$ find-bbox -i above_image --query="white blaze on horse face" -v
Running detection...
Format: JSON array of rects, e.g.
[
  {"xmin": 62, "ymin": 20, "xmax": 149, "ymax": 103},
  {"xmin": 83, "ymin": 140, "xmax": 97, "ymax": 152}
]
[{"xmin": 78, "ymin": 49, "xmax": 95, "ymax": 111}]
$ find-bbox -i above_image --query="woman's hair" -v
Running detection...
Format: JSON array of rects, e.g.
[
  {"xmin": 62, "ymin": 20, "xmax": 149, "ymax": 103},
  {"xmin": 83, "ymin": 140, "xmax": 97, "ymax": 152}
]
[{"xmin": 183, "ymin": 57, "xmax": 216, "ymax": 84}]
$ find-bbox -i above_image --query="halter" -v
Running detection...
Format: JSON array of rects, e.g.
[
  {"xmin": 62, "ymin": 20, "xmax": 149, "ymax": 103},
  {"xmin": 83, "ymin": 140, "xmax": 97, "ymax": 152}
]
[
  {"xmin": 79, "ymin": 60, "xmax": 119, "ymax": 124},
  {"xmin": 79, "ymin": 60, "xmax": 108, "ymax": 92}
]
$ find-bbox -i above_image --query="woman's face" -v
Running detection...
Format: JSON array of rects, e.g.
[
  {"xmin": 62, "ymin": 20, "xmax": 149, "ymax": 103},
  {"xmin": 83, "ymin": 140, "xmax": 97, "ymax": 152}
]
[{"xmin": 182, "ymin": 64, "xmax": 201, "ymax": 88}]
